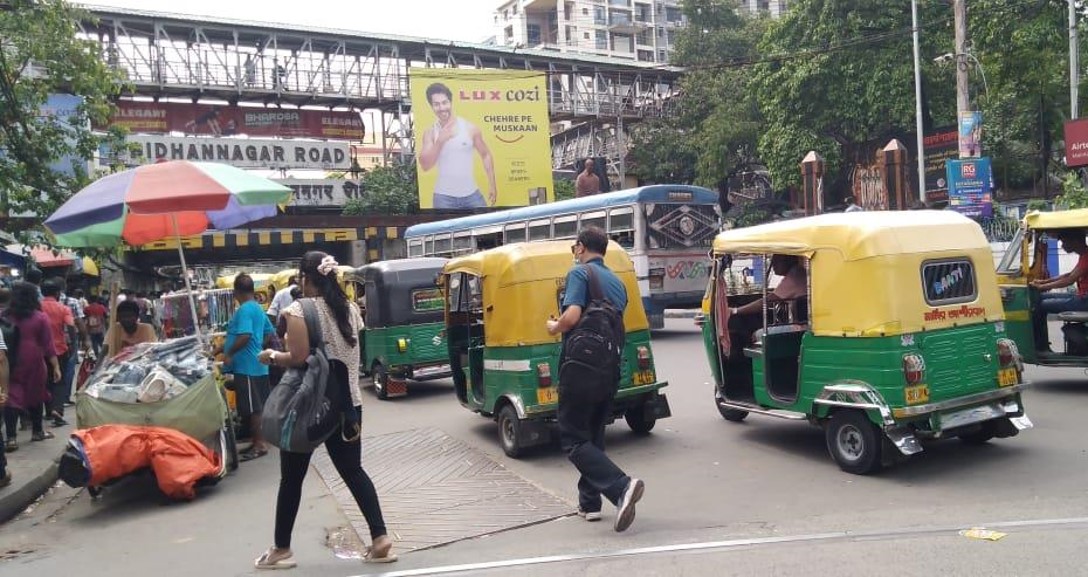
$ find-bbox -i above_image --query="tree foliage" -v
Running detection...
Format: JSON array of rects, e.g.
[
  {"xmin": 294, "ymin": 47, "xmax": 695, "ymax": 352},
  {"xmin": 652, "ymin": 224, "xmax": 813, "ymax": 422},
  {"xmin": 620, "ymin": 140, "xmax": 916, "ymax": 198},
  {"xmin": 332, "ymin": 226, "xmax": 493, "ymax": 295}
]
[
  {"xmin": 0, "ymin": 0, "xmax": 124, "ymax": 220},
  {"xmin": 554, "ymin": 178, "xmax": 576, "ymax": 202},
  {"xmin": 342, "ymin": 162, "xmax": 419, "ymax": 216}
]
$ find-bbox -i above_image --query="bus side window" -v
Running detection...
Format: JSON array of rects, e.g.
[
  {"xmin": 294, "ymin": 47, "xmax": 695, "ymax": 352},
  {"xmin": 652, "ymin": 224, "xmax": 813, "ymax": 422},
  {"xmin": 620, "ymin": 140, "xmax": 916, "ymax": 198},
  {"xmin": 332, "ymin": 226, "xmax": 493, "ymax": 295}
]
[{"xmin": 611, "ymin": 231, "xmax": 635, "ymax": 249}]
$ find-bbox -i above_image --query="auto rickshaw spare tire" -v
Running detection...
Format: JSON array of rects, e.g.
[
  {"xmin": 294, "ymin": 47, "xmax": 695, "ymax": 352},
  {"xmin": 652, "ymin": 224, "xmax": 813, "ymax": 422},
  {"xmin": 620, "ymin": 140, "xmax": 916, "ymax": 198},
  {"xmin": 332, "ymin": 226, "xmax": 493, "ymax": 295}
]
[
  {"xmin": 825, "ymin": 410, "xmax": 883, "ymax": 475},
  {"xmin": 715, "ymin": 388, "xmax": 748, "ymax": 422},
  {"xmin": 497, "ymin": 404, "xmax": 523, "ymax": 459},
  {"xmin": 625, "ymin": 404, "xmax": 657, "ymax": 434},
  {"xmin": 372, "ymin": 362, "xmax": 390, "ymax": 401},
  {"xmin": 958, "ymin": 420, "xmax": 998, "ymax": 445}
]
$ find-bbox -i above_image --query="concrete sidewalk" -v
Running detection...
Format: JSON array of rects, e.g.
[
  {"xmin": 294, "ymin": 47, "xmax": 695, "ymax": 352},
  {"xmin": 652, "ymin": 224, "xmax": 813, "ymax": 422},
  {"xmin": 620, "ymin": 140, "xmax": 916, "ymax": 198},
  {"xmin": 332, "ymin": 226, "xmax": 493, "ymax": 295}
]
[{"xmin": 0, "ymin": 420, "xmax": 74, "ymax": 523}]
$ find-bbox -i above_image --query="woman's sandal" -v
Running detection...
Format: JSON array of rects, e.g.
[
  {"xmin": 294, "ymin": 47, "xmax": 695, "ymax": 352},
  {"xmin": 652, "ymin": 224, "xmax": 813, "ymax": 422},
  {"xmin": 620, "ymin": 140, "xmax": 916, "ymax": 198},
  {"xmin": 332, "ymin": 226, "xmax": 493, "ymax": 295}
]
[
  {"xmin": 240, "ymin": 448, "xmax": 269, "ymax": 462},
  {"xmin": 254, "ymin": 547, "xmax": 296, "ymax": 570},
  {"xmin": 364, "ymin": 536, "xmax": 398, "ymax": 564}
]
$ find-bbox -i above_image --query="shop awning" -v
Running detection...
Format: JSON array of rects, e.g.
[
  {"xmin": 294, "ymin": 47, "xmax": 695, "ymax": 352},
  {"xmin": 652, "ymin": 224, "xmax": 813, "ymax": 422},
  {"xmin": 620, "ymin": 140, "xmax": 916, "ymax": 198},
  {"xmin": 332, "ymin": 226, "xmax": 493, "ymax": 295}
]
[{"xmin": 30, "ymin": 246, "xmax": 77, "ymax": 268}]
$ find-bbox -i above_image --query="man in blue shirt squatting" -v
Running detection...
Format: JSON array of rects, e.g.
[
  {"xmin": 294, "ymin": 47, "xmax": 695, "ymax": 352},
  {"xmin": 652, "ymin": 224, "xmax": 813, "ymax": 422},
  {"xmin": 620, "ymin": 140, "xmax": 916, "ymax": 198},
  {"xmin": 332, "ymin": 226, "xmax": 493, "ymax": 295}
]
[
  {"xmin": 215, "ymin": 274, "xmax": 275, "ymax": 462},
  {"xmin": 546, "ymin": 226, "xmax": 646, "ymax": 532}
]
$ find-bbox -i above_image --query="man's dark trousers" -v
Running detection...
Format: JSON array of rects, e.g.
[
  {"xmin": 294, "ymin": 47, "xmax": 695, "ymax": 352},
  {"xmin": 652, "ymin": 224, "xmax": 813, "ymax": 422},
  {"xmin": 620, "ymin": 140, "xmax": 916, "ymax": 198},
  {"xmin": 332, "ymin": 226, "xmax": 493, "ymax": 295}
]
[{"xmin": 557, "ymin": 365, "xmax": 630, "ymax": 514}]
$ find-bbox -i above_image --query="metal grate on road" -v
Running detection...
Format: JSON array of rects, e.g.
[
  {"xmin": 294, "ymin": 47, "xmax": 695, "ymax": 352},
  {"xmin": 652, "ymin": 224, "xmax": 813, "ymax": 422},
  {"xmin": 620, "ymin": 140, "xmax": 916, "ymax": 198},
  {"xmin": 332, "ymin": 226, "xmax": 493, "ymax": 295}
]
[{"xmin": 312, "ymin": 427, "xmax": 572, "ymax": 553}]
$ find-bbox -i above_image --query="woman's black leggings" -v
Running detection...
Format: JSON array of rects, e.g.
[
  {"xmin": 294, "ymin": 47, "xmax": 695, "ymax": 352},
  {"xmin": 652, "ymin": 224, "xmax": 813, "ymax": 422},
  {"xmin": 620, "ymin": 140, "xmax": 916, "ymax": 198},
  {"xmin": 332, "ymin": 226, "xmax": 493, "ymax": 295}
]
[
  {"xmin": 274, "ymin": 408, "xmax": 387, "ymax": 548},
  {"xmin": 4, "ymin": 404, "xmax": 44, "ymax": 437}
]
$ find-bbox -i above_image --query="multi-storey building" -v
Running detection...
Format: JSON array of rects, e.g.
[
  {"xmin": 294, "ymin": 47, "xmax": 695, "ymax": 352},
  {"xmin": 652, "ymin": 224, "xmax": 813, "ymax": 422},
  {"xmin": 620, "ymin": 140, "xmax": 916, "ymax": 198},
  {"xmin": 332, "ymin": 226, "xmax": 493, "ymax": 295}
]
[
  {"xmin": 494, "ymin": 0, "xmax": 687, "ymax": 64},
  {"xmin": 494, "ymin": 0, "xmax": 787, "ymax": 64}
]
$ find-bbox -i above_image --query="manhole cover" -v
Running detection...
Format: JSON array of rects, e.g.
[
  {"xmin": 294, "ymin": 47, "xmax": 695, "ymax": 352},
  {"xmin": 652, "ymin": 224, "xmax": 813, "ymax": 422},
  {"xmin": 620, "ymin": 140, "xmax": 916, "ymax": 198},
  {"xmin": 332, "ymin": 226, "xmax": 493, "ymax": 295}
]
[{"xmin": 312, "ymin": 427, "xmax": 571, "ymax": 553}]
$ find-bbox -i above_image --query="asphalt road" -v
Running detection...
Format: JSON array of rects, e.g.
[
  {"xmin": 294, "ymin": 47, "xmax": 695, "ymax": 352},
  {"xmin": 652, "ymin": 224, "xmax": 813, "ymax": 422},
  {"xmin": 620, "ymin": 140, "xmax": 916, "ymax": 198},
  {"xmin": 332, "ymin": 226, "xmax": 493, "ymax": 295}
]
[{"xmin": 3, "ymin": 319, "xmax": 1088, "ymax": 576}]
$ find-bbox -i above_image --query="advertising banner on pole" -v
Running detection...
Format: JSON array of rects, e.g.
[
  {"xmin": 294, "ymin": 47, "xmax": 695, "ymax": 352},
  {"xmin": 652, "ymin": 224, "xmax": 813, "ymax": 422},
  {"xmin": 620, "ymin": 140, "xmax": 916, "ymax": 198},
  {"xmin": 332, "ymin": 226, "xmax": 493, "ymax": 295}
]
[
  {"xmin": 95, "ymin": 101, "xmax": 365, "ymax": 140},
  {"xmin": 1064, "ymin": 118, "xmax": 1088, "ymax": 168},
  {"xmin": 958, "ymin": 111, "xmax": 982, "ymax": 158},
  {"xmin": 409, "ymin": 68, "xmax": 552, "ymax": 209},
  {"xmin": 116, "ymin": 135, "xmax": 351, "ymax": 170},
  {"xmin": 923, "ymin": 126, "xmax": 958, "ymax": 203},
  {"xmin": 946, "ymin": 157, "xmax": 994, "ymax": 218}
]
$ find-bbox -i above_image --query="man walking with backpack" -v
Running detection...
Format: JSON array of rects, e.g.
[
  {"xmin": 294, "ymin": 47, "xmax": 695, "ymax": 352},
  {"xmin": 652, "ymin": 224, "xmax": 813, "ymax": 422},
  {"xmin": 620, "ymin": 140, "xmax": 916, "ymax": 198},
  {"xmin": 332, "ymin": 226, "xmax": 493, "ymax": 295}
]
[{"xmin": 546, "ymin": 227, "xmax": 645, "ymax": 533}]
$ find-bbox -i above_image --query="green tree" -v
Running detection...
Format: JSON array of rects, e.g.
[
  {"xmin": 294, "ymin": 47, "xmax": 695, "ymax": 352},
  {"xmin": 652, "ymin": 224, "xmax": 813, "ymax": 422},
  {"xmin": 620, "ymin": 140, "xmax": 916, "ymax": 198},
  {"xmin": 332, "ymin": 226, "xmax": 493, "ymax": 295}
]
[
  {"xmin": 0, "ymin": 0, "xmax": 124, "ymax": 220},
  {"xmin": 553, "ymin": 178, "xmax": 576, "ymax": 202},
  {"xmin": 342, "ymin": 162, "xmax": 419, "ymax": 216},
  {"xmin": 628, "ymin": 0, "xmax": 765, "ymax": 188}
]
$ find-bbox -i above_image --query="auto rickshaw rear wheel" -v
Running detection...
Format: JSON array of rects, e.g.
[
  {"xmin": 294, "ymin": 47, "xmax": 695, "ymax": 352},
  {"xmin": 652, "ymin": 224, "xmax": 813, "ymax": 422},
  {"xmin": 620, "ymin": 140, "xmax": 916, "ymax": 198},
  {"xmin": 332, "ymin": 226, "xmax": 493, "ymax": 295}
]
[
  {"xmin": 372, "ymin": 362, "xmax": 390, "ymax": 401},
  {"xmin": 825, "ymin": 410, "xmax": 883, "ymax": 475},
  {"xmin": 625, "ymin": 405, "xmax": 657, "ymax": 434},
  {"xmin": 497, "ymin": 405, "xmax": 523, "ymax": 458}
]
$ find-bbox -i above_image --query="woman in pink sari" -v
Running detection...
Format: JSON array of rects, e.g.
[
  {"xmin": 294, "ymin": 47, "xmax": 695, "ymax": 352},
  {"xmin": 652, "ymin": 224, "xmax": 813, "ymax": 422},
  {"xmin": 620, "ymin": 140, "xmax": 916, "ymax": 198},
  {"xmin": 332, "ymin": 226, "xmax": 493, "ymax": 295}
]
[{"xmin": 3, "ymin": 282, "xmax": 61, "ymax": 451}]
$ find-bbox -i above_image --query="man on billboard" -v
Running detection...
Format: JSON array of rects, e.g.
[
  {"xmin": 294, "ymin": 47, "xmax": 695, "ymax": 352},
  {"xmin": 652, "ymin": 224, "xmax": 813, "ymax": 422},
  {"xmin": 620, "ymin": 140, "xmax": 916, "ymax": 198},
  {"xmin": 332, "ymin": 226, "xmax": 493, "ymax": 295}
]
[{"xmin": 418, "ymin": 83, "xmax": 498, "ymax": 209}]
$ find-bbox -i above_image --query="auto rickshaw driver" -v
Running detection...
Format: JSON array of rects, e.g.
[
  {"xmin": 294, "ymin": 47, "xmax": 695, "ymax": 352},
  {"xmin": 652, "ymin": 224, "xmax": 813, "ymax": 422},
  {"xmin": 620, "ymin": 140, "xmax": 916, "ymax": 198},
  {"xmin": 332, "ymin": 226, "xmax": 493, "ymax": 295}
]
[
  {"xmin": 727, "ymin": 254, "xmax": 808, "ymax": 356},
  {"xmin": 1030, "ymin": 229, "xmax": 1088, "ymax": 352}
]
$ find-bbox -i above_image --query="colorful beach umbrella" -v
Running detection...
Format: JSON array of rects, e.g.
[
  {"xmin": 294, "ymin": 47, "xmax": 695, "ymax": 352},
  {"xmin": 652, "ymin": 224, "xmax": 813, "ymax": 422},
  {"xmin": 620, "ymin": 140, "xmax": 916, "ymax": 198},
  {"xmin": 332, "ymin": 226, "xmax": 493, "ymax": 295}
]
[
  {"xmin": 44, "ymin": 161, "xmax": 292, "ymax": 248},
  {"xmin": 44, "ymin": 160, "xmax": 292, "ymax": 341}
]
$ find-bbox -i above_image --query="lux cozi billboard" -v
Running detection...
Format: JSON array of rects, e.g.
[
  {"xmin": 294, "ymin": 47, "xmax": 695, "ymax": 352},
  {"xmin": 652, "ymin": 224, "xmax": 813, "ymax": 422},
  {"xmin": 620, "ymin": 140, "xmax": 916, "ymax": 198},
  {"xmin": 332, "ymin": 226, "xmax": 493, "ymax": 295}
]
[
  {"xmin": 96, "ymin": 100, "xmax": 364, "ymax": 141},
  {"xmin": 410, "ymin": 68, "xmax": 552, "ymax": 210}
]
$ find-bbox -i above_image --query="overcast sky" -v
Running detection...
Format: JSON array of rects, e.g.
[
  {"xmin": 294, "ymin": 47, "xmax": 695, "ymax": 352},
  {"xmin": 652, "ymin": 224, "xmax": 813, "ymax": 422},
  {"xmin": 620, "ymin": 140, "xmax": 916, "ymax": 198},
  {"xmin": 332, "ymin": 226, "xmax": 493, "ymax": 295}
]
[{"xmin": 77, "ymin": 0, "xmax": 500, "ymax": 44}]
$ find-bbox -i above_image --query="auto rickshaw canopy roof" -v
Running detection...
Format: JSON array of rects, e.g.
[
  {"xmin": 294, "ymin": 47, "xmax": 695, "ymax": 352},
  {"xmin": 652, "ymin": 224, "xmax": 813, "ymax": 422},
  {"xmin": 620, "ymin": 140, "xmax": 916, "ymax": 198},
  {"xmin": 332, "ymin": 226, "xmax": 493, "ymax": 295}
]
[
  {"xmin": 443, "ymin": 240, "xmax": 649, "ymax": 346},
  {"xmin": 215, "ymin": 272, "xmax": 274, "ymax": 290},
  {"xmin": 712, "ymin": 210, "xmax": 991, "ymax": 261},
  {"xmin": 712, "ymin": 210, "xmax": 1003, "ymax": 337},
  {"xmin": 355, "ymin": 258, "xmax": 448, "ymax": 328},
  {"xmin": 1023, "ymin": 208, "xmax": 1088, "ymax": 231}
]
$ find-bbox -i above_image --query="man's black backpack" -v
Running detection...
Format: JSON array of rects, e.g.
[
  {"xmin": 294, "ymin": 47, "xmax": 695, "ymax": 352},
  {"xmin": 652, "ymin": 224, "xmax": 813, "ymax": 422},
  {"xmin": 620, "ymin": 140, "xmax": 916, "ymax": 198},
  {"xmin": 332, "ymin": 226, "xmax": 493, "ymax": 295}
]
[
  {"xmin": 561, "ymin": 265, "xmax": 625, "ymax": 377},
  {"xmin": 0, "ymin": 311, "xmax": 19, "ymax": 370}
]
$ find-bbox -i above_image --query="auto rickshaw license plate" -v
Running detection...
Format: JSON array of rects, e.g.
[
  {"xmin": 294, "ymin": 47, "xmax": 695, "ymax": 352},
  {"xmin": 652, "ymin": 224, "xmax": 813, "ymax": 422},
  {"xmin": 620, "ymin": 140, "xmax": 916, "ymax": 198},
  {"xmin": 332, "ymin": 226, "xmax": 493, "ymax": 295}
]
[
  {"xmin": 997, "ymin": 367, "xmax": 1018, "ymax": 387},
  {"xmin": 633, "ymin": 370, "xmax": 656, "ymax": 386},
  {"xmin": 905, "ymin": 384, "xmax": 929, "ymax": 405},
  {"xmin": 536, "ymin": 387, "xmax": 558, "ymax": 405}
]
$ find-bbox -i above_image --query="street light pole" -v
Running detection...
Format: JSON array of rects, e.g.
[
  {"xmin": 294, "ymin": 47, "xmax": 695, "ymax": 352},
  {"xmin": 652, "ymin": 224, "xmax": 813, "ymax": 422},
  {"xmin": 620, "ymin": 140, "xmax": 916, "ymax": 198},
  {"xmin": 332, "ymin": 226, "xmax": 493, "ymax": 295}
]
[
  {"xmin": 912, "ymin": 0, "xmax": 927, "ymax": 203},
  {"xmin": 1071, "ymin": 0, "xmax": 1079, "ymax": 119},
  {"xmin": 954, "ymin": 0, "xmax": 970, "ymax": 115}
]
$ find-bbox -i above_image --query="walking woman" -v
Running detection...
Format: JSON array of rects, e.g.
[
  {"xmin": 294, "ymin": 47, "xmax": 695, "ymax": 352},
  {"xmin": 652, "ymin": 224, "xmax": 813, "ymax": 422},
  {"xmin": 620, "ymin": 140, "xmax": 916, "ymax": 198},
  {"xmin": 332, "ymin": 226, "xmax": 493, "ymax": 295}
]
[
  {"xmin": 3, "ymin": 282, "xmax": 61, "ymax": 451},
  {"xmin": 254, "ymin": 252, "xmax": 395, "ymax": 569}
]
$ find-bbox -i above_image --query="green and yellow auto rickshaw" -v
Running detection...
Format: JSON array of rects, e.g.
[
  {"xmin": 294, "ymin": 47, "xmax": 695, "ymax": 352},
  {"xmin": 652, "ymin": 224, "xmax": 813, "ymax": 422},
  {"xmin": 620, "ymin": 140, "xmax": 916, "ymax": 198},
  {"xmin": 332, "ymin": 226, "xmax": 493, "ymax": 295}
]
[
  {"xmin": 440, "ymin": 240, "xmax": 671, "ymax": 458},
  {"xmin": 699, "ymin": 210, "xmax": 1032, "ymax": 474},
  {"xmin": 351, "ymin": 258, "xmax": 451, "ymax": 400},
  {"xmin": 996, "ymin": 208, "xmax": 1088, "ymax": 365}
]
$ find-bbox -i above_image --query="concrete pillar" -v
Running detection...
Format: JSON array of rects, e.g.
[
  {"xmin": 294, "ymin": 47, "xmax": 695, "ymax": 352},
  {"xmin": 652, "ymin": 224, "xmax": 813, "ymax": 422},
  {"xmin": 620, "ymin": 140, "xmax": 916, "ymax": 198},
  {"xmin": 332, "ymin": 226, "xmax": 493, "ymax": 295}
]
[
  {"xmin": 800, "ymin": 151, "xmax": 825, "ymax": 216},
  {"xmin": 881, "ymin": 139, "xmax": 910, "ymax": 210}
]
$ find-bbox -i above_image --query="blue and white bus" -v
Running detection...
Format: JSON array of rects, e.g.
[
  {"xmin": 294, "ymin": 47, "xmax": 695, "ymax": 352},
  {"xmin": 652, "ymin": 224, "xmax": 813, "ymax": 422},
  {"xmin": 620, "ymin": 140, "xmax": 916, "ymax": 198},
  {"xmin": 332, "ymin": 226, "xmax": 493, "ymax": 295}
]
[{"xmin": 404, "ymin": 185, "xmax": 721, "ymax": 328}]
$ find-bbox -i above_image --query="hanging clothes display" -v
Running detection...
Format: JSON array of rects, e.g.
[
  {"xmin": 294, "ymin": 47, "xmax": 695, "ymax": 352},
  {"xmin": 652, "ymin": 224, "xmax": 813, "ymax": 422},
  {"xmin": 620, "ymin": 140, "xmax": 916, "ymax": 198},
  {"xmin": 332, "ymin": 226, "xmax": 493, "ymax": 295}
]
[{"xmin": 159, "ymin": 289, "xmax": 236, "ymax": 338}]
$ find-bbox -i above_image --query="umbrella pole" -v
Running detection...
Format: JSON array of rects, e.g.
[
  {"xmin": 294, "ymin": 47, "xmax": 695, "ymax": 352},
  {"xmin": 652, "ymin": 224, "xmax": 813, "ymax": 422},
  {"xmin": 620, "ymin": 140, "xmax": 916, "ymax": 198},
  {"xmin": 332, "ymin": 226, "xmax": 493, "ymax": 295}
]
[{"xmin": 171, "ymin": 214, "xmax": 203, "ymax": 343}]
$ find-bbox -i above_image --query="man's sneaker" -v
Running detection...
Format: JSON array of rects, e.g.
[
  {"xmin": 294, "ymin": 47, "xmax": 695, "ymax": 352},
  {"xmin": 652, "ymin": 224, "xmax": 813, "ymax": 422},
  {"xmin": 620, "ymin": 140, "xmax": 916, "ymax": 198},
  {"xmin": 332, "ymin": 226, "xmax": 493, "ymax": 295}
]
[
  {"xmin": 577, "ymin": 508, "xmax": 602, "ymax": 522},
  {"xmin": 614, "ymin": 478, "xmax": 644, "ymax": 533}
]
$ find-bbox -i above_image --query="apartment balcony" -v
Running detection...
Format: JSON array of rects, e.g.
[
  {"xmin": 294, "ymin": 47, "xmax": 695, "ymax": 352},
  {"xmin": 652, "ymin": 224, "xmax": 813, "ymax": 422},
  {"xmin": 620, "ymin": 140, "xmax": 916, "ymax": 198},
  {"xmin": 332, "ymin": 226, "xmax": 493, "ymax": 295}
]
[
  {"xmin": 522, "ymin": 0, "xmax": 558, "ymax": 11},
  {"xmin": 609, "ymin": 15, "xmax": 651, "ymax": 34}
]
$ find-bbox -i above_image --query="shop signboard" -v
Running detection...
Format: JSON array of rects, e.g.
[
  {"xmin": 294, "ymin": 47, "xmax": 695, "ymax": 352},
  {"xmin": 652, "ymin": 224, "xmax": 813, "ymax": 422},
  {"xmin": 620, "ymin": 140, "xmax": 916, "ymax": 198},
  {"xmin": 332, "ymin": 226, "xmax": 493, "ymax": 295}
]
[{"xmin": 96, "ymin": 100, "xmax": 364, "ymax": 140}]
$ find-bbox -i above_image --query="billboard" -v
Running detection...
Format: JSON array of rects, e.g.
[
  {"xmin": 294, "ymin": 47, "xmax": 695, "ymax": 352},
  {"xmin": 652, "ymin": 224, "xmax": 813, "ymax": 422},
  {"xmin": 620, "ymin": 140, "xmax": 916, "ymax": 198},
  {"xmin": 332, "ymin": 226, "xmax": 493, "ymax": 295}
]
[
  {"xmin": 278, "ymin": 179, "xmax": 365, "ymax": 207},
  {"xmin": 946, "ymin": 157, "xmax": 994, "ymax": 219},
  {"xmin": 923, "ymin": 126, "xmax": 958, "ymax": 203},
  {"xmin": 1065, "ymin": 118, "xmax": 1088, "ymax": 168},
  {"xmin": 116, "ymin": 135, "xmax": 351, "ymax": 170},
  {"xmin": 96, "ymin": 101, "xmax": 365, "ymax": 140},
  {"xmin": 410, "ymin": 68, "xmax": 552, "ymax": 209}
]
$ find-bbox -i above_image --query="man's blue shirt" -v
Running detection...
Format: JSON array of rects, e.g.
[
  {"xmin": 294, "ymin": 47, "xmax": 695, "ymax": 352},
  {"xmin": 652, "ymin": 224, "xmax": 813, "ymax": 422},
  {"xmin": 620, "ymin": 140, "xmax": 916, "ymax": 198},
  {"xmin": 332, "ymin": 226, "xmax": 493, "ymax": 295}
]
[
  {"xmin": 225, "ymin": 300, "xmax": 273, "ymax": 377},
  {"xmin": 562, "ymin": 257, "xmax": 628, "ymax": 313}
]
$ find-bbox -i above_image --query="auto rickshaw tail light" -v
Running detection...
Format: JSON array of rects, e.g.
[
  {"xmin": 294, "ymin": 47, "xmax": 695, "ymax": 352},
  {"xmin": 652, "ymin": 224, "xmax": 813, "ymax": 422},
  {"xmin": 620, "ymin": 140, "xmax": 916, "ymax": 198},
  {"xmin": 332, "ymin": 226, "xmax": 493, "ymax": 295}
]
[
  {"xmin": 637, "ymin": 346, "xmax": 651, "ymax": 370},
  {"xmin": 537, "ymin": 363, "xmax": 552, "ymax": 387},
  {"xmin": 997, "ymin": 338, "xmax": 1022, "ymax": 370},
  {"xmin": 902, "ymin": 354, "xmax": 925, "ymax": 385}
]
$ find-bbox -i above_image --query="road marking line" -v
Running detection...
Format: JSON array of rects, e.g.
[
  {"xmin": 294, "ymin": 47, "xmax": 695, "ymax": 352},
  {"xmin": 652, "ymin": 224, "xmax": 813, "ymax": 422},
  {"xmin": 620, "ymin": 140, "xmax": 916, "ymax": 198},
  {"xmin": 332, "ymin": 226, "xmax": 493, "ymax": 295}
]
[{"xmin": 349, "ymin": 516, "xmax": 1088, "ymax": 577}]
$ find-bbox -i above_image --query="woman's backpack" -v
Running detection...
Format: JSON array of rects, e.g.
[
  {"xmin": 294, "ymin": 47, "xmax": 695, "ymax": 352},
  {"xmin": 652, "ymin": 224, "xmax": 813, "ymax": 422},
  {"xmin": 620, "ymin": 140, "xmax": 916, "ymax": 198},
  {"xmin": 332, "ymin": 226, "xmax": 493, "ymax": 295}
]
[{"xmin": 261, "ymin": 299, "xmax": 340, "ymax": 453}]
